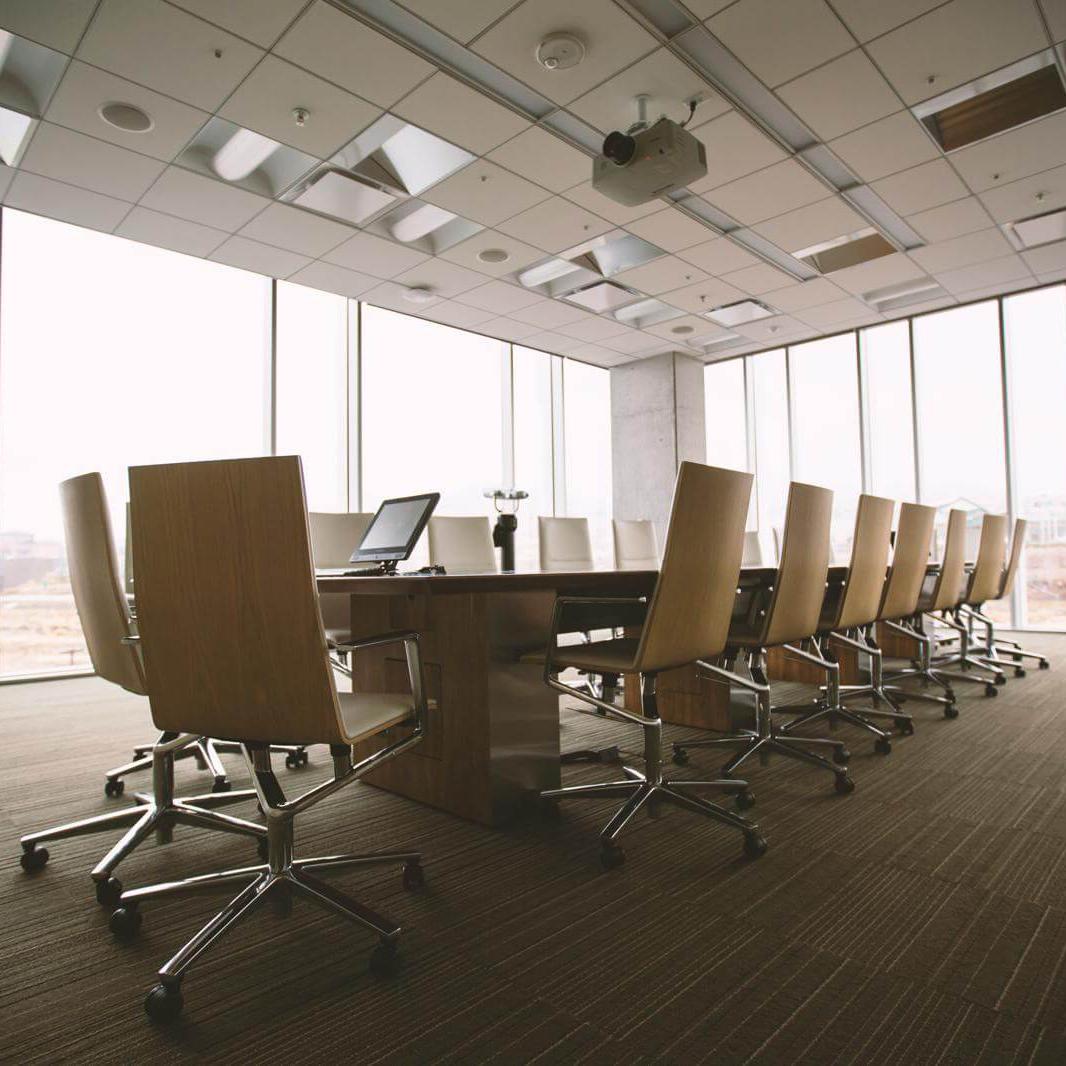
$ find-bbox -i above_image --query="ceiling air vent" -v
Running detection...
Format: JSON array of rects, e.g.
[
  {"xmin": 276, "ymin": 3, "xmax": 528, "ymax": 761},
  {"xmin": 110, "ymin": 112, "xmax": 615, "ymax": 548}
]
[
  {"xmin": 794, "ymin": 229, "xmax": 896, "ymax": 274},
  {"xmin": 862, "ymin": 279, "xmax": 945, "ymax": 313},
  {"xmin": 1006, "ymin": 207, "xmax": 1066, "ymax": 250},
  {"xmin": 913, "ymin": 48, "xmax": 1066, "ymax": 152},
  {"xmin": 613, "ymin": 297, "xmax": 684, "ymax": 329},
  {"xmin": 562, "ymin": 281, "xmax": 642, "ymax": 314},
  {"xmin": 705, "ymin": 299, "xmax": 774, "ymax": 328}
]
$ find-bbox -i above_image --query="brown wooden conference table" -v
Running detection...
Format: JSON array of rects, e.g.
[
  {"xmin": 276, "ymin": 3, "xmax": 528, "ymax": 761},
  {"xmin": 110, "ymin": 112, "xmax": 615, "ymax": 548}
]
[{"xmin": 317, "ymin": 565, "xmax": 832, "ymax": 827}]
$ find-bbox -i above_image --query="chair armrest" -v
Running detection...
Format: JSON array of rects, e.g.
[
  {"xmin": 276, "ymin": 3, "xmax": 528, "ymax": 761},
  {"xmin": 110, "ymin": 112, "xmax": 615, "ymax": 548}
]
[
  {"xmin": 331, "ymin": 630, "xmax": 421, "ymax": 652},
  {"xmin": 554, "ymin": 596, "xmax": 648, "ymax": 636}
]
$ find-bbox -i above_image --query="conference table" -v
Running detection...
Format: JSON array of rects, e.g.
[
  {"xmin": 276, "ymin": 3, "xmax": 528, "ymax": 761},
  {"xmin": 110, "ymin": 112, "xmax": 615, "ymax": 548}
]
[{"xmin": 317, "ymin": 565, "xmax": 839, "ymax": 826}]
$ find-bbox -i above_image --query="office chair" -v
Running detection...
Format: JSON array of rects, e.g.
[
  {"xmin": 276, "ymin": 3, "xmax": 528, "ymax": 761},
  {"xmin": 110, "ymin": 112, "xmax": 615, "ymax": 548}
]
[
  {"xmin": 925, "ymin": 512, "xmax": 1008, "ymax": 694},
  {"xmin": 742, "ymin": 530, "xmax": 767, "ymax": 567},
  {"xmin": 428, "ymin": 515, "xmax": 498, "ymax": 573},
  {"xmin": 540, "ymin": 461, "xmax": 766, "ymax": 868},
  {"xmin": 612, "ymin": 519, "xmax": 659, "ymax": 570},
  {"xmin": 962, "ymin": 518, "xmax": 1049, "ymax": 674},
  {"xmin": 108, "ymin": 456, "xmax": 427, "ymax": 1023},
  {"xmin": 672, "ymin": 482, "xmax": 855, "ymax": 795},
  {"xmin": 776, "ymin": 494, "xmax": 911, "ymax": 752},
  {"xmin": 19, "ymin": 473, "xmax": 267, "ymax": 905}
]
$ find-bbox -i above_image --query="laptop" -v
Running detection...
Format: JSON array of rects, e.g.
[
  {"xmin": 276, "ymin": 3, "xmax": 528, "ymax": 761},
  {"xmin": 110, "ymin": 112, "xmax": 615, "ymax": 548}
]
[{"xmin": 315, "ymin": 492, "xmax": 440, "ymax": 576}]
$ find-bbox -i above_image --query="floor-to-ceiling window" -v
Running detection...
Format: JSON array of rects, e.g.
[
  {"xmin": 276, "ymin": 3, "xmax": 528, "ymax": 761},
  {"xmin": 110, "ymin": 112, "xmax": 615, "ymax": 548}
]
[
  {"xmin": 562, "ymin": 359, "xmax": 613, "ymax": 567},
  {"xmin": 0, "ymin": 209, "xmax": 270, "ymax": 677},
  {"xmin": 860, "ymin": 321, "xmax": 917, "ymax": 504},
  {"xmin": 788, "ymin": 334, "xmax": 862, "ymax": 559},
  {"xmin": 275, "ymin": 282, "xmax": 350, "ymax": 513},
  {"xmin": 1003, "ymin": 285, "xmax": 1066, "ymax": 628},
  {"xmin": 512, "ymin": 346, "xmax": 556, "ymax": 571},
  {"xmin": 749, "ymin": 349, "xmax": 789, "ymax": 555}
]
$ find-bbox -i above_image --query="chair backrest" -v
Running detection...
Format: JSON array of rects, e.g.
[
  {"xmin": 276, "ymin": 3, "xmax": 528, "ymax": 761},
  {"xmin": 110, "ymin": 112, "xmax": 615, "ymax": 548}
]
[
  {"xmin": 879, "ymin": 502, "xmax": 935, "ymax": 620},
  {"xmin": 308, "ymin": 511, "xmax": 374, "ymax": 568},
  {"xmin": 612, "ymin": 519, "xmax": 659, "ymax": 570},
  {"xmin": 60, "ymin": 473, "xmax": 146, "ymax": 695},
  {"xmin": 968, "ymin": 513, "xmax": 1009, "ymax": 604},
  {"xmin": 427, "ymin": 515, "xmax": 497, "ymax": 573},
  {"xmin": 634, "ymin": 462, "xmax": 752, "ymax": 672},
  {"xmin": 999, "ymin": 517, "xmax": 1027, "ymax": 598},
  {"xmin": 742, "ymin": 530, "xmax": 765, "ymax": 566},
  {"xmin": 538, "ymin": 516, "xmax": 594, "ymax": 572},
  {"xmin": 836, "ymin": 494, "xmax": 895, "ymax": 630},
  {"xmin": 129, "ymin": 456, "xmax": 347, "ymax": 746},
  {"xmin": 930, "ymin": 509, "xmax": 968, "ymax": 610},
  {"xmin": 761, "ymin": 482, "xmax": 833, "ymax": 647},
  {"xmin": 771, "ymin": 526, "xmax": 783, "ymax": 564},
  {"xmin": 124, "ymin": 503, "xmax": 135, "ymax": 598}
]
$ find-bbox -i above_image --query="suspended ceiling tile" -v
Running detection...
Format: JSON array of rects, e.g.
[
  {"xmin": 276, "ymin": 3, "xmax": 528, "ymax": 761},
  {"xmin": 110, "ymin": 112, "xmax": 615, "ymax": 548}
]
[
  {"xmin": 209, "ymin": 234, "xmax": 311, "ymax": 277},
  {"xmin": 393, "ymin": 72, "xmax": 528, "ymax": 156},
  {"xmin": 706, "ymin": 0, "xmax": 853, "ymax": 88},
  {"xmin": 568, "ymin": 344, "xmax": 633, "ymax": 367},
  {"xmin": 77, "ymin": 0, "xmax": 263, "ymax": 112},
  {"xmin": 393, "ymin": 257, "xmax": 488, "ymax": 298},
  {"xmin": 522, "ymin": 329, "xmax": 578, "ymax": 353},
  {"xmin": 828, "ymin": 0, "xmax": 947, "ymax": 41},
  {"xmin": 139, "ymin": 166, "xmax": 270, "ymax": 230},
  {"xmin": 567, "ymin": 48, "xmax": 727, "ymax": 135},
  {"xmin": 865, "ymin": 0, "xmax": 1049, "ymax": 105},
  {"xmin": 0, "ymin": 163, "xmax": 15, "ymax": 200},
  {"xmin": 949, "ymin": 112, "xmax": 1066, "ymax": 194},
  {"xmin": 704, "ymin": 159, "xmax": 830, "ymax": 225},
  {"xmin": 643, "ymin": 313, "xmax": 712, "ymax": 340},
  {"xmin": 1043, "ymin": 0, "xmax": 1066, "ymax": 41},
  {"xmin": 509, "ymin": 300, "xmax": 588, "ymax": 327},
  {"xmin": 498, "ymin": 195, "xmax": 614, "ymax": 253},
  {"xmin": 720, "ymin": 260, "xmax": 797, "ymax": 295},
  {"xmin": 829, "ymin": 251, "xmax": 930, "ymax": 294},
  {"xmin": 470, "ymin": 0, "xmax": 657, "ymax": 106},
  {"xmin": 421, "ymin": 159, "xmax": 550, "ymax": 227},
  {"xmin": 827, "ymin": 111, "xmax": 940, "ymax": 183},
  {"xmin": 555, "ymin": 314, "xmax": 632, "ymax": 341},
  {"xmin": 1022, "ymin": 239, "xmax": 1066, "ymax": 273},
  {"xmin": 476, "ymin": 315, "xmax": 542, "ymax": 341},
  {"xmin": 909, "ymin": 227, "xmax": 1014, "ymax": 274},
  {"xmin": 906, "ymin": 196, "xmax": 996, "ymax": 242},
  {"xmin": 934, "ymin": 252, "xmax": 1033, "ymax": 293},
  {"xmin": 395, "ymin": 0, "xmax": 521, "ymax": 44},
  {"xmin": 219, "ymin": 56, "xmax": 380, "ymax": 159},
  {"xmin": 732, "ymin": 314, "xmax": 808, "ymax": 340},
  {"xmin": 777, "ymin": 50, "xmax": 900, "ymax": 142},
  {"xmin": 753, "ymin": 196, "xmax": 867, "ymax": 254},
  {"xmin": 978, "ymin": 163, "xmax": 1066, "ymax": 223},
  {"xmin": 677, "ymin": 236, "xmax": 761, "ymax": 274},
  {"xmin": 438, "ymin": 228, "xmax": 545, "ymax": 276},
  {"xmin": 168, "ymin": 0, "xmax": 310, "ymax": 48},
  {"xmin": 613, "ymin": 255, "xmax": 709, "ymax": 295},
  {"xmin": 598, "ymin": 328, "xmax": 664, "ymax": 354},
  {"xmin": 795, "ymin": 296, "xmax": 873, "ymax": 328},
  {"xmin": 684, "ymin": 0, "xmax": 738, "ymax": 17},
  {"xmin": 115, "ymin": 205, "xmax": 228, "ymax": 257},
  {"xmin": 291, "ymin": 260, "xmax": 381, "ymax": 298},
  {"xmin": 761, "ymin": 277, "xmax": 848, "ymax": 312},
  {"xmin": 20, "ymin": 122, "xmax": 166, "ymax": 202},
  {"xmin": 5, "ymin": 170, "xmax": 130, "ymax": 232},
  {"xmin": 44, "ymin": 61, "xmax": 211, "ymax": 163},
  {"xmin": 489, "ymin": 127, "xmax": 590, "ymax": 193},
  {"xmin": 623, "ymin": 208, "xmax": 714, "ymax": 253},
  {"xmin": 453, "ymin": 279, "xmax": 543, "ymax": 314},
  {"xmin": 0, "ymin": 0, "xmax": 96, "ymax": 53},
  {"xmin": 274, "ymin": 1, "xmax": 435, "ymax": 109},
  {"xmin": 687, "ymin": 111, "xmax": 788, "ymax": 195},
  {"xmin": 420, "ymin": 300, "xmax": 497, "ymax": 329},
  {"xmin": 871, "ymin": 159, "xmax": 969, "ymax": 216},
  {"xmin": 563, "ymin": 181, "xmax": 663, "ymax": 226},
  {"xmin": 238, "ymin": 201, "xmax": 354, "ymax": 258},
  {"xmin": 659, "ymin": 276, "xmax": 746, "ymax": 313},
  {"xmin": 323, "ymin": 229, "xmax": 429, "ymax": 278}
]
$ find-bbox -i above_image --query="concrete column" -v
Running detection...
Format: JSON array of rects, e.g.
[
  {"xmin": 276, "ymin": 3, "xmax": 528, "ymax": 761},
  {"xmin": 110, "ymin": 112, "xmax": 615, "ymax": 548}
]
[{"xmin": 610, "ymin": 351, "xmax": 705, "ymax": 543}]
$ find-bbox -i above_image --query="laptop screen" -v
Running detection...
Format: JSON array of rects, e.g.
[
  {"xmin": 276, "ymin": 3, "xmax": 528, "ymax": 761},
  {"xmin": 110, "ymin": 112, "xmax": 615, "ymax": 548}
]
[{"xmin": 351, "ymin": 493, "xmax": 440, "ymax": 563}]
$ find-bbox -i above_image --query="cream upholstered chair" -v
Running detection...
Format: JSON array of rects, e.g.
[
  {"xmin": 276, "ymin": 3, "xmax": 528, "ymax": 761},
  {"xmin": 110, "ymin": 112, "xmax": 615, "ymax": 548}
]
[
  {"xmin": 109, "ymin": 456, "xmax": 428, "ymax": 1023},
  {"xmin": 963, "ymin": 518, "xmax": 1049, "ymax": 674},
  {"xmin": 612, "ymin": 519, "xmax": 659, "ymax": 570},
  {"xmin": 672, "ymin": 482, "xmax": 855, "ymax": 795},
  {"xmin": 428, "ymin": 515, "xmax": 498, "ymax": 573},
  {"xmin": 540, "ymin": 462, "xmax": 767, "ymax": 869},
  {"xmin": 19, "ymin": 473, "xmax": 266, "ymax": 907},
  {"xmin": 308, "ymin": 511, "xmax": 373, "ymax": 649},
  {"xmin": 539, "ymin": 515, "xmax": 594, "ymax": 571},
  {"xmin": 777, "ymin": 495, "xmax": 908, "ymax": 752}
]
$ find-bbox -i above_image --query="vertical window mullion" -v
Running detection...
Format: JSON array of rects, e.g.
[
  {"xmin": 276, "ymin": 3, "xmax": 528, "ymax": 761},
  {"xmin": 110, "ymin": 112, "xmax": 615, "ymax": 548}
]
[{"xmin": 551, "ymin": 355, "xmax": 566, "ymax": 516}]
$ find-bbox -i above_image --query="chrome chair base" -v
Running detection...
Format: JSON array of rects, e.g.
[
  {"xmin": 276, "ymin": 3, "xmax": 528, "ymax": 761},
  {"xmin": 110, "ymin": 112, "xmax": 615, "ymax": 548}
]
[
  {"xmin": 882, "ymin": 619, "xmax": 960, "ymax": 717},
  {"xmin": 19, "ymin": 734, "xmax": 266, "ymax": 907},
  {"xmin": 960, "ymin": 605, "xmax": 1050, "ymax": 678},
  {"xmin": 927, "ymin": 609, "xmax": 1006, "ymax": 696}
]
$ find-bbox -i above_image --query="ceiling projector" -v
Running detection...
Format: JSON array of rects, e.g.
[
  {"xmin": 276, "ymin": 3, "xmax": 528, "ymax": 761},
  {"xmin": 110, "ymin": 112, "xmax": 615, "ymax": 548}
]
[{"xmin": 592, "ymin": 116, "xmax": 707, "ymax": 207}]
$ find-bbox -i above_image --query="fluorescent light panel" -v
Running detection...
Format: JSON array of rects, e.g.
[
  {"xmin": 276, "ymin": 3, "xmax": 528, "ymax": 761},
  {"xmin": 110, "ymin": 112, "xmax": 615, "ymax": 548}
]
[
  {"xmin": 563, "ymin": 281, "xmax": 642, "ymax": 313},
  {"xmin": 0, "ymin": 104, "xmax": 34, "ymax": 166},
  {"xmin": 614, "ymin": 297, "xmax": 684, "ymax": 328},
  {"xmin": 796, "ymin": 229, "xmax": 896, "ymax": 274},
  {"xmin": 293, "ymin": 169, "xmax": 397, "ymax": 225},
  {"xmin": 705, "ymin": 300, "xmax": 774, "ymax": 327},
  {"xmin": 1007, "ymin": 207, "xmax": 1066, "ymax": 249}
]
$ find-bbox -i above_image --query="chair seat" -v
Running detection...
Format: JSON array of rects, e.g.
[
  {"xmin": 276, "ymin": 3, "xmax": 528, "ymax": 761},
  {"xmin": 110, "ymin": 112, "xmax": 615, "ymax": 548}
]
[
  {"xmin": 550, "ymin": 638, "xmax": 639, "ymax": 673},
  {"xmin": 337, "ymin": 691, "xmax": 414, "ymax": 744},
  {"xmin": 325, "ymin": 627, "xmax": 351, "ymax": 647}
]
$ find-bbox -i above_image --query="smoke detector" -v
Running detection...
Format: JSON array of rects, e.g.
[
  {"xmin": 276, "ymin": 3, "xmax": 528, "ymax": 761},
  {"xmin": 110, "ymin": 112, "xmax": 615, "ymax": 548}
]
[
  {"xmin": 402, "ymin": 286, "xmax": 435, "ymax": 305},
  {"xmin": 536, "ymin": 33, "xmax": 585, "ymax": 72}
]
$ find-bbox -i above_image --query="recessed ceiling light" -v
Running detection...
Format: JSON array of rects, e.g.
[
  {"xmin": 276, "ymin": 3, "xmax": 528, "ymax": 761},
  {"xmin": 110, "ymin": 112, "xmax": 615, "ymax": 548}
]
[
  {"xmin": 670, "ymin": 324, "xmax": 694, "ymax": 335},
  {"xmin": 863, "ymin": 279, "xmax": 945, "ymax": 312},
  {"xmin": 292, "ymin": 169, "xmax": 396, "ymax": 225},
  {"xmin": 705, "ymin": 300, "xmax": 774, "ymax": 327},
  {"xmin": 390, "ymin": 203, "xmax": 456, "ymax": 244},
  {"xmin": 614, "ymin": 297, "xmax": 685, "ymax": 329},
  {"xmin": 402, "ymin": 286, "xmax": 435, "ymax": 304},
  {"xmin": 478, "ymin": 248, "xmax": 510, "ymax": 264},
  {"xmin": 1006, "ymin": 207, "xmax": 1066, "ymax": 250},
  {"xmin": 98, "ymin": 101, "xmax": 153, "ymax": 133},
  {"xmin": 562, "ymin": 281, "xmax": 641, "ymax": 314},
  {"xmin": 212, "ymin": 127, "xmax": 280, "ymax": 181}
]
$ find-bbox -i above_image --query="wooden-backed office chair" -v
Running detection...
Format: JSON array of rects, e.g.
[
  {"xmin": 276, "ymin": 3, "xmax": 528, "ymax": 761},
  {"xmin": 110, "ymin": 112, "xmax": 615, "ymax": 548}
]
[
  {"xmin": 777, "ymin": 494, "xmax": 910, "ymax": 752},
  {"xmin": 19, "ymin": 473, "xmax": 266, "ymax": 905},
  {"xmin": 963, "ymin": 518, "xmax": 1049, "ymax": 674},
  {"xmin": 540, "ymin": 462, "xmax": 766, "ymax": 869},
  {"xmin": 428, "ymin": 515, "xmax": 498, "ymax": 573},
  {"xmin": 742, "ymin": 530, "xmax": 767, "ymax": 566},
  {"xmin": 539, "ymin": 515, "xmax": 594, "ymax": 571},
  {"xmin": 108, "ymin": 456, "xmax": 428, "ymax": 1023},
  {"xmin": 927, "ymin": 512, "xmax": 1009, "ymax": 694},
  {"xmin": 612, "ymin": 519, "xmax": 659, "ymax": 570},
  {"xmin": 672, "ymin": 482, "xmax": 855, "ymax": 795}
]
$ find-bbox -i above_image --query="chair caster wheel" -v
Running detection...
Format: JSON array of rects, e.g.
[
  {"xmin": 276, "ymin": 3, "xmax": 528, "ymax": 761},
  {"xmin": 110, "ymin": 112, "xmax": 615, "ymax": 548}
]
[
  {"xmin": 95, "ymin": 876, "xmax": 123, "ymax": 908},
  {"xmin": 144, "ymin": 982, "xmax": 183, "ymax": 1023},
  {"xmin": 285, "ymin": 750, "xmax": 309, "ymax": 769},
  {"xmin": 734, "ymin": 789, "xmax": 756, "ymax": 811},
  {"xmin": 874, "ymin": 737, "xmax": 892, "ymax": 755},
  {"xmin": 743, "ymin": 832, "xmax": 768, "ymax": 859},
  {"xmin": 369, "ymin": 940, "xmax": 399, "ymax": 977},
  {"xmin": 1039, "ymin": 659, "xmax": 1049, "ymax": 670},
  {"xmin": 985, "ymin": 683, "xmax": 998, "ymax": 698},
  {"xmin": 596, "ymin": 746, "xmax": 621, "ymax": 764},
  {"xmin": 1015, "ymin": 667, "xmax": 1026, "ymax": 678},
  {"xmin": 402, "ymin": 860, "xmax": 424, "ymax": 891},
  {"xmin": 104, "ymin": 778, "xmax": 125, "ymax": 798},
  {"xmin": 995, "ymin": 674, "xmax": 1007, "ymax": 686},
  {"xmin": 834, "ymin": 774, "xmax": 855, "ymax": 795},
  {"xmin": 109, "ymin": 904, "xmax": 142, "ymax": 940},
  {"xmin": 832, "ymin": 746, "xmax": 850, "ymax": 765},
  {"xmin": 211, "ymin": 778, "xmax": 230, "ymax": 794},
  {"xmin": 672, "ymin": 748, "xmax": 689, "ymax": 766},
  {"xmin": 896, "ymin": 720, "xmax": 915, "ymax": 736},
  {"xmin": 19, "ymin": 845, "xmax": 48, "ymax": 873},
  {"xmin": 944, "ymin": 702, "xmax": 959, "ymax": 719},
  {"xmin": 600, "ymin": 843, "xmax": 625, "ymax": 870}
]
